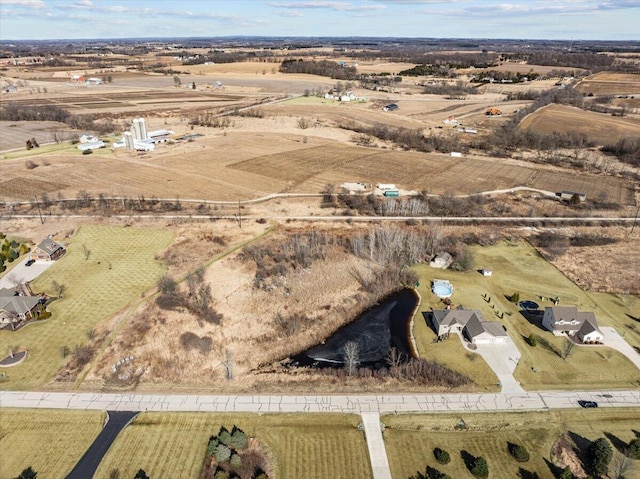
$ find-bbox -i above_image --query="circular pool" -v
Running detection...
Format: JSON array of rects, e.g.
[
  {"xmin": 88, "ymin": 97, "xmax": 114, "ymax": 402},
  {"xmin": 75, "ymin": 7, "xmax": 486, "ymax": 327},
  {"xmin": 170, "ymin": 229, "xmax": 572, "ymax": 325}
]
[{"xmin": 432, "ymin": 280, "xmax": 453, "ymax": 298}]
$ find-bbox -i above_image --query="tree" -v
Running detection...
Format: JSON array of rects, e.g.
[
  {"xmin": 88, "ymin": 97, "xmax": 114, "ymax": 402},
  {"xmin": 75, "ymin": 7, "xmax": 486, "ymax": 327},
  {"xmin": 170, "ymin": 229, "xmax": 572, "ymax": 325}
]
[
  {"xmin": 562, "ymin": 339, "xmax": 575, "ymax": 360},
  {"xmin": 609, "ymin": 451, "xmax": 636, "ymax": 479},
  {"xmin": 510, "ymin": 291, "xmax": 520, "ymax": 304},
  {"xmin": 527, "ymin": 334, "xmax": 538, "ymax": 347},
  {"xmin": 558, "ymin": 466, "xmax": 573, "ymax": 479},
  {"xmin": 471, "ymin": 456, "xmax": 489, "ymax": 478},
  {"xmin": 51, "ymin": 280, "xmax": 66, "ymax": 298},
  {"xmin": 82, "ymin": 244, "xmax": 91, "ymax": 260},
  {"xmin": 13, "ymin": 467, "xmax": 37, "ymax": 479},
  {"xmin": 451, "ymin": 246, "xmax": 475, "ymax": 272},
  {"xmin": 173, "ymin": 76, "xmax": 181, "ymax": 87},
  {"xmin": 629, "ymin": 437, "xmax": 640, "ymax": 459},
  {"xmin": 343, "ymin": 341, "xmax": 360, "ymax": 376},
  {"xmin": 133, "ymin": 470, "xmax": 149, "ymax": 479},
  {"xmin": 434, "ymin": 447, "xmax": 451, "ymax": 464},
  {"xmin": 508, "ymin": 443, "xmax": 530, "ymax": 462},
  {"xmin": 215, "ymin": 444, "xmax": 231, "ymax": 463},
  {"xmin": 588, "ymin": 437, "xmax": 613, "ymax": 476},
  {"xmin": 192, "ymin": 81, "xmax": 196, "ymax": 89}
]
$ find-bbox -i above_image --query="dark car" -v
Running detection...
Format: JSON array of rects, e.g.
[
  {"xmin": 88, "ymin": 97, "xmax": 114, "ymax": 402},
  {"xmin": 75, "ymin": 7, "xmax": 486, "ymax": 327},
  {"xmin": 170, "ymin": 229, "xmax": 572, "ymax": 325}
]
[
  {"xmin": 25, "ymin": 259, "xmax": 35, "ymax": 267},
  {"xmin": 578, "ymin": 400, "xmax": 598, "ymax": 408}
]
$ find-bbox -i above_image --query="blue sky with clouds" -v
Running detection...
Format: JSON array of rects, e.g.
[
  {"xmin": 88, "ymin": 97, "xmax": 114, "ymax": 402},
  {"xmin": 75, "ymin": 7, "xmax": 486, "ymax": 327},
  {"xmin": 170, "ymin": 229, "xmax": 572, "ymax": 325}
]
[{"xmin": 0, "ymin": 0, "xmax": 638, "ymax": 41}]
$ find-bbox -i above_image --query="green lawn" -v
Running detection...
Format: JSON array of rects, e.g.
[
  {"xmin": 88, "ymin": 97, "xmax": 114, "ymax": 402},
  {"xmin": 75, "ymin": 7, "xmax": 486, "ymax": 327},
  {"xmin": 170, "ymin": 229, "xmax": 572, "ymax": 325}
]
[
  {"xmin": 0, "ymin": 408, "xmax": 104, "ymax": 479},
  {"xmin": 412, "ymin": 241, "xmax": 640, "ymax": 390},
  {"xmin": 0, "ymin": 225, "xmax": 172, "ymax": 389},
  {"xmin": 94, "ymin": 412, "xmax": 371, "ymax": 479},
  {"xmin": 383, "ymin": 408, "xmax": 640, "ymax": 479},
  {"xmin": 0, "ymin": 141, "xmax": 77, "ymax": 161}
]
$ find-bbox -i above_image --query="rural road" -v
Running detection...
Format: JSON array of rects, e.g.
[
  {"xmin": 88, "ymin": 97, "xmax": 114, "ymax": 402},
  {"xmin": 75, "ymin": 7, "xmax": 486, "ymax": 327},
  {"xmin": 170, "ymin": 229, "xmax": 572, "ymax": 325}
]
[{"xmin": 2, "ymin": 389, "xmax": 639, "ymax": 479}]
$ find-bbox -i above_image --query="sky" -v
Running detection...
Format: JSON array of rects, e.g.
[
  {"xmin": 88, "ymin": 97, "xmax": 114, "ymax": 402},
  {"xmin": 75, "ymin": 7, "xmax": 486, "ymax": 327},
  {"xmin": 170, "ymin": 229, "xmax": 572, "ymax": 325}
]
[{"xmin": 0, "ymin": 0, "xmax": 639, "ymax": 41}]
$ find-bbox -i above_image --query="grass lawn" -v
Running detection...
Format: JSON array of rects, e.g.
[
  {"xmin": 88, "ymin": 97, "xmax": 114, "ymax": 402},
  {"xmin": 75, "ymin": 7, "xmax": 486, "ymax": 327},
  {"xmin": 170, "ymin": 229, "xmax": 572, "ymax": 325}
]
[
  {"xmin": 0, "ymin": 141, "xmax": 77, "ymax": 161},
  {"xmin": 94, "ymin": 412, "xmax": 371, "ymax": 479},
  {"xmin": 0, "ymin": 225, "xmax": 172, "ymax": 389},
  {"xmin": 411, "ymin": 241, "xmax": 640, "ymax": 391},
  {"xmin": 383, "ymin": 408, "xmax": 640, "ymax": 479},
  {"xmin": 0, "ymin": 408, "xmax": 104, "ymax": 479}
]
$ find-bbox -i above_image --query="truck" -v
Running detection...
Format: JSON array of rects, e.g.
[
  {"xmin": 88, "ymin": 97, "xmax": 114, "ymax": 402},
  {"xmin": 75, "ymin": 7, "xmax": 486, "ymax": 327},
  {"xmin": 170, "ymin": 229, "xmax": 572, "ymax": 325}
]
[{"xmin": 383, "ymin": 190, "xmax": 400, "ymax": 197}]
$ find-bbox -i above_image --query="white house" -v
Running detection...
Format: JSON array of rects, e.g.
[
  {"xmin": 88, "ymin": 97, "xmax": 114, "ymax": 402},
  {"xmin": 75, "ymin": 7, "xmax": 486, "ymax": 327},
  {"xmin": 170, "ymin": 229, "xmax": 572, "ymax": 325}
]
[
  {"xmin": 429, "ymin": 252, "xmax": 452, "ymax": 269},
  {"xmin": 541, "ymin": 306, "xmax": 603, "ymax": 343}
]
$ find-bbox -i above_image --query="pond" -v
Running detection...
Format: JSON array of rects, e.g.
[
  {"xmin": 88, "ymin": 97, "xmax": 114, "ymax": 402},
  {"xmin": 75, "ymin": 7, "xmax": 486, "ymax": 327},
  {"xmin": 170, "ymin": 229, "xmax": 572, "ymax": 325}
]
[{"xmin": 291, "ymin": 288, "xmax": 419, "ymax": 368}]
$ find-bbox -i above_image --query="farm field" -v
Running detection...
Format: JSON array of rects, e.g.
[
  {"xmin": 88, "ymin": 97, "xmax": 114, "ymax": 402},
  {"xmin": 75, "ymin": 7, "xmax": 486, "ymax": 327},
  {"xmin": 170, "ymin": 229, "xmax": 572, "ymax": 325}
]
[
  {"xmin": 576, "ymin": 72, "xmax": 640, "ymax": 95},
  {"xmin": 519, "ymin": 103, "xmax": 640, "ymax": 145},
  {"xmin": 383, "ymin": 408, "xmax": 640, "ymax": 479},
  {"xmin": 0, "ymin": 408, "xmax": 105, "ymax": 479},
  {"xmin": 0, "ymin": 120, "xmax": 79, "ymax": 151},
  {"xmin": 410, "ymin": 241, "xmax": 640, "ymax": 391},
  {"xmin": 94, "ymin": 412, "xmax": 371, "ymax": 479},
  {"xmin": 0, "ymin": 224, "xmax": 172, "ymax": 390}
]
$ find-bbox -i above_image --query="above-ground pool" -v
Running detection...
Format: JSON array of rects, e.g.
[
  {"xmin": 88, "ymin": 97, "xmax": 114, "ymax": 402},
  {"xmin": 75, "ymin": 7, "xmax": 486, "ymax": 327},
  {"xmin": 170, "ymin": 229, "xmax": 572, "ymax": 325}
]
[
  {"xmin": 519, "ymin": 300, "xmax": 539, "ymax": 311},
  {"xmin": 432, "ymin": 280, "xmax": 453, "ymax": 298}
]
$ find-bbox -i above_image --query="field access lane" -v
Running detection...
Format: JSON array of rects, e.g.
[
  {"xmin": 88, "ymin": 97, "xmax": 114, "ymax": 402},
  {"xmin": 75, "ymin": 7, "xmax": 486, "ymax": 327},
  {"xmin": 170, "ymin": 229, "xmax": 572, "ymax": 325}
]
[{"xmin": 1, "ymin": 390, "xmax": 639, "ymax": 413}]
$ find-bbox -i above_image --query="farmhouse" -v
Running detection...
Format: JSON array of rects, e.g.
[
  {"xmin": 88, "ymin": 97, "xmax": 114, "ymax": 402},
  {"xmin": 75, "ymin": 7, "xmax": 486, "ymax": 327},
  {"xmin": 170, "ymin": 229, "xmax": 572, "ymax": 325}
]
[
  {"xmin": 28, "ymin": 238, "xmax": 65, "ymax": 261},
  {"xmin": 429, "ymin": 252, "xmax": 452, "ymax": 269},
  {"xmin": 541, "ymin": 306, "xmax": 603, "ymax": 343},
  {"xmin": 430, "ymin": 307, "xmax": 508, "ymax": 344},
  {"xmin": 0, "ymin": 287, "xmax": 44, "ymax": 330}
]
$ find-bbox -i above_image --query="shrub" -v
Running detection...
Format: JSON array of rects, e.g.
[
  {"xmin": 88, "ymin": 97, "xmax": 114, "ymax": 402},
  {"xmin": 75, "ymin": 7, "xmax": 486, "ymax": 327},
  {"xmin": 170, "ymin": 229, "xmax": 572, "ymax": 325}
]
[
  {"xmin": 629, "ymin": 437, "xmax": 640, "ymax": 459},
  {"xmin": 207, "ymin": 436, "xmax": 220, "ymax": 456},
  {"xmin": 214, "ymin": 471, "xmax": 229, "ymax": 479},
  {"xmin": 510, "ymin": 291, "xmax": 520, "ymax": 303},
  {"xmin": 471, "ymin": 456, "xmax": 489, "ymax": 478},
  {"xmin": 558, "ymin": 466, "xmax": 573, "ymax": 479},
  {"xmin": 527, "ymin": 334, "xmax": 538, "ymax": 347},
  {"xmin": 215, "ymin": 444, "xmax": 231, "ymax": 463},
  {"xmin": 228, "ymin": 426, "xmax": 248, "ymax": 449},
  {"xmin": 434, "ymin": 447, "xmax": 451, "ymax": 464},
  {"xmin": 508, "ymin": 443, "xmax": 530, "ymax": 462},
  {"xmin": 133, "ymin": 470, "xmax": 149, "ymax": 479},
  {"xmin": 588, "ymin": 437, "xmax": 612, "ymax": 476},
  {"xmin": 12, "ymin": 467, "xmax": 37, "ymax": 479},
  {"xmin": 230, "ymin": 453, "xmax": 242, "ymax": 470}
]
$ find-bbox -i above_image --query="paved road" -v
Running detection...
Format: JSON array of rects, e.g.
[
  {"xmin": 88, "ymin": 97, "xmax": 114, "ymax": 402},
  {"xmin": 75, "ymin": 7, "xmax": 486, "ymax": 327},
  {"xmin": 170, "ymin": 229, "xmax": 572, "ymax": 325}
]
[
  {"xmin": 66, "ymin": 411, "xmax": 138, "ymax": 479},
  {"xmin": 2, "ymin": 390, "xmax": 639, "ymax": 413}
]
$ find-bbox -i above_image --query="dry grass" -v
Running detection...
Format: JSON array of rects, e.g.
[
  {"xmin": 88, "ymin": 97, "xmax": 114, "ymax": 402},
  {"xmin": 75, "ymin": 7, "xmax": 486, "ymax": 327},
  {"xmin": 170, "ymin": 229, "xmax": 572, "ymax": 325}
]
[
  {"xmin": 520, "ymin": 103, "xmax": 640, "ymax": 145},
  {"xmin": 0, "ymin": 408, "xmax": 104, "ymax": 479},
  {"xmin": 94, "ymin": 412, "xmax": 371, "ymax": 479},
  {"xmin": 0, "ymin": 225, "xmax": 172, "ymax": 390},
  {"xmin": 383, "ymin": 408, "xmax": 640, "ymax": 479},
  {"xmin": 411, "ymin": 240, "xmax": 640, "ymax": 391},
  {"xmin": 576, "ymin": 72, "xmax": 640, "ymax": 95}
]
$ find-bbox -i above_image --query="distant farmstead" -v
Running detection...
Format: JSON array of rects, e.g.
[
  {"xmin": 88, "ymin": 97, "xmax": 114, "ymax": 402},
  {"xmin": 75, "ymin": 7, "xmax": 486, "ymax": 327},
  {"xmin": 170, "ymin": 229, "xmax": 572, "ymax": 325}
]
[{"xmin": 28, "ymin": 238, "xmax": 65, "ymax": 261}]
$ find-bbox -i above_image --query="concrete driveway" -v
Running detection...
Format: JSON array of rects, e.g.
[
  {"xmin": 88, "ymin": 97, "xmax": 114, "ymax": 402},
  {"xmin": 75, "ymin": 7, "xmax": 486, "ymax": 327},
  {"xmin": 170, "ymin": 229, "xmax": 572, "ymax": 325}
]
[
  {"xmin": 0, "ymin": 259, "xmax": 54, "ymax": 289},
  {"xmin": 601, "ymin": 326, "xmax": 640, "ymax": 370},
  {"xmin": 464, "ymin": 337, "xmax": 525, "ymax": 393}
]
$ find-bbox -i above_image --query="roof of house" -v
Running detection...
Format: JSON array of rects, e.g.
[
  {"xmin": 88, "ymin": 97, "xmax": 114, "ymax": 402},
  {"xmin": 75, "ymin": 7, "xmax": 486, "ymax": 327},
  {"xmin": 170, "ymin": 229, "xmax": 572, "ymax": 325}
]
[
  {"xmin": 545, "ymin": 306, "xmax": 601, "ymax": 334},
  {"xmin": 36, "ymin": 238, "xmax": 64, "ymax": 255},
  {"xmin": 432, "ymin": 307, "xmax": 507, "ymax": 339},
  {"xmin": 0, "ymin": 294, "xmax": 41, "ymax": 317},
  {"xmin": 0, "ymin": 287, "xmax": 19, "ymax": 297},
  {"xmin": 434, "ymin": 252, "xmax": 452, "ymax": 262}
]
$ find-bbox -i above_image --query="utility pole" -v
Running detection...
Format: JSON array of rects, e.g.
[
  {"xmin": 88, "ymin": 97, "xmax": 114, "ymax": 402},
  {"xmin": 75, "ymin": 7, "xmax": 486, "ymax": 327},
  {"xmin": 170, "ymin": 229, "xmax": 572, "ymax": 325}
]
[
  {"xmin": 237, "ymin": 200, "xmax": 242, "ymax": 229},
  {"xmin": 631, "ymin": 206, "xmax": 639, "ymax": 235}
]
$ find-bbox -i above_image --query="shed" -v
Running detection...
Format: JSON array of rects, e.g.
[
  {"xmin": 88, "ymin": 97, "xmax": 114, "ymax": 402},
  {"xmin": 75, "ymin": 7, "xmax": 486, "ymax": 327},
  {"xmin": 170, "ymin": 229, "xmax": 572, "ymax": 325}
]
[{"xmin": 482, "ymin": 268, "xmax": 493, "ymax": 277}]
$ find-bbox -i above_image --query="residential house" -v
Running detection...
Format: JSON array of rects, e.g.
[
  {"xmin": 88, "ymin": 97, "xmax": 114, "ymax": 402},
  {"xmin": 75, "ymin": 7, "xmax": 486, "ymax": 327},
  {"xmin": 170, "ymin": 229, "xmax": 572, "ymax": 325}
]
[
  {"xmin": 430, "ymin": 307, "xmax": 508, "ymax": 344},
  {"xmin": 28, "ymin": 238, "xmax": 65, "ymax": 261},
  {"xmin": 541, "ymin": 306, "xmax": 603, "ymax": 343},
  {"xmin": 0, "ymin": 287, "xmax": 44, "ymax": 330}
]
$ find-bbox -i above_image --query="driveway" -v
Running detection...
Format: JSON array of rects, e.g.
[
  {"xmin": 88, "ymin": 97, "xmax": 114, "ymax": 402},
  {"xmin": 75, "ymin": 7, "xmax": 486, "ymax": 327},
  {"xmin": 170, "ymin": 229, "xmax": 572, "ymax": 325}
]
[
  {"xmin": 0, "ymin": 259, "xmax": 54, "ymax": 289},
  {"xmin": 463, "ymin": 336, "xmax": 525, "ymax": 393},
  {"xmin": 601, "ymin": 326, "xmax": 640, "ymax": 370}
]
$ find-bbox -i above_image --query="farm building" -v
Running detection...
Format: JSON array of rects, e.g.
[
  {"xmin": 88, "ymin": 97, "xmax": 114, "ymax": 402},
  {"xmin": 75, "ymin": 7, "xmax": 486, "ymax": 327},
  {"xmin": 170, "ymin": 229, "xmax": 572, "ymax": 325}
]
[
  {"xmin": 558, "ymin": 190, "xmax": 587, "ymax": 202},
  {"xmin": 376, "ymin": 183, "xmax": 396, "ymax": 191},
  {"xmin": 28, "ymin": 238, "xmax": 65, "ymax": 261},
  {"xmin": 77, "ymin": 140, "xmax": 105, "ymax": 151},
  {"xmin": 541, "ymin": 306, "xmax": 603, "ymax": 343},
  {"xmin": 482, "ymin": 268, "xmax": 493, "ymax": 276},
  {"xmin": 430, "ymin": 307, "xmax": 508, "ymax": 344},
  {"xmin": 85, "ymin": 77, "xmax": 103, "ymax": 85},
  {"xmin": 486, "ymin": 108, "xmax": 502, "ymax": 116},
  {"xmin": 383, "ymin": 103, "xmax": 398, "ymax": 111},
  {"xmin": 147, "ymin": 129, "xmax": 175, "ymax": 143}
]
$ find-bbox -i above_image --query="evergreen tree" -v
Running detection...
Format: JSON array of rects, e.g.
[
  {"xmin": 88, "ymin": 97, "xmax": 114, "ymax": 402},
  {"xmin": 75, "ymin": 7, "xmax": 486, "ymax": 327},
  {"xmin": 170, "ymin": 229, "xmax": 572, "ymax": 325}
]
[{"xmin": 588, "ymin": 438, "xmax": 613, "ymax": 476}]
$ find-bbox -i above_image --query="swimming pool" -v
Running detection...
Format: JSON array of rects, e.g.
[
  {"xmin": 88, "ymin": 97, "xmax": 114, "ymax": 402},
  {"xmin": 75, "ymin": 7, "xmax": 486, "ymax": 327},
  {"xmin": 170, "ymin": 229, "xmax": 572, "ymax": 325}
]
[{"xmin": 432, "ymin": 280, "xmax": 453, "ymax": 298}]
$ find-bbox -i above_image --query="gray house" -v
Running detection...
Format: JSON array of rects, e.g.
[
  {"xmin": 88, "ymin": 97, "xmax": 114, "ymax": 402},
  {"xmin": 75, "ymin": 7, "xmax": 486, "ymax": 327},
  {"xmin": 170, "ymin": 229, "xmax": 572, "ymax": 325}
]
[
  {"xmin": 430, "ymin": 307, "xmax": 507, "ymax": 344},
  {"xmin": 541, "ymin": 306, "xmax": 603, "ymax": 343},
  {"xmin": 29, "ymin": 238, "xmax": 65, "ymax": 261},
  {"xmin": 0, "ymin": 287, "xmax": 44, "ymax": 330}
]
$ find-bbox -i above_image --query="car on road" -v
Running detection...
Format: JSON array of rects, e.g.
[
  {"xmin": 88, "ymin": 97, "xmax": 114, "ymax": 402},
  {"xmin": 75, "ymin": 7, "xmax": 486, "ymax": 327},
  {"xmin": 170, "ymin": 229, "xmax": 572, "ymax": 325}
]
[
  {"xmin": 25, "ymin": 259, "xmax": 35, "ymax": 267},
  {"xmin": 578, "ymin": 400, "xmax": 598, "ymax": 408}
]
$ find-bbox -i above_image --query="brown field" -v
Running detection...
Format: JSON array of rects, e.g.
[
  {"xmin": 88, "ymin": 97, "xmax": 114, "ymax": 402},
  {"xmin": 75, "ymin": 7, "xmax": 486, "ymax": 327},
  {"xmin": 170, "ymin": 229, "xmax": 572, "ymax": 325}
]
[
  {"xmin": 519, "ymin": 103, "xmax": 640, "ymax": 145},
  {"xmin": 0, "ymin": 120, "xmax": 78, "ymax": 150},
  {"xmin": 461, "ymin": 63, "xmax": 584, "ymax": 75},
  {"xmin": 575, "ymin": 72, "xmax": 640, "ymax": 95}
]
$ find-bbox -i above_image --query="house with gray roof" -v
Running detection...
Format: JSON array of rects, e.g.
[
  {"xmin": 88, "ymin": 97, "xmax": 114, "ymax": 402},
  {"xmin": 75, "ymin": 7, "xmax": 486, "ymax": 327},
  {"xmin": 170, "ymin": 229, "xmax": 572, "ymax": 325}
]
[
  {"xmin": 28, "ymin": 238, "xmax": 65, "ymax": 261},
  {"xmin": 541, "ymin": 306, "xmax": 603, "ymax": 343},
  {"xmin": 430, "ymin": 307, "xmax": 507, "ymax": 344},
  {"xmin": 0, "ymin": 287, "xmax": 44, "ymax": 330}
]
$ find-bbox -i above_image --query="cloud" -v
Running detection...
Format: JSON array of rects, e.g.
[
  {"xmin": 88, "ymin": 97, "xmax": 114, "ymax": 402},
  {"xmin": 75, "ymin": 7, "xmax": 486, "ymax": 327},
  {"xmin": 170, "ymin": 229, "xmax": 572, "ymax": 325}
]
[
  {"xmin": 74, "ymin": 0, "xmax": 91, "ymax": 6},
  {"xmin": 0, "ymin": 0, "xmax": 46, "ymax": 8},
  {"xmin": 269, "ymin": 1, "xmax": 385, "ymax": 11},
  {"xmin": 280, "ymin": 9, "xmax": 304, "ymax": 16}
]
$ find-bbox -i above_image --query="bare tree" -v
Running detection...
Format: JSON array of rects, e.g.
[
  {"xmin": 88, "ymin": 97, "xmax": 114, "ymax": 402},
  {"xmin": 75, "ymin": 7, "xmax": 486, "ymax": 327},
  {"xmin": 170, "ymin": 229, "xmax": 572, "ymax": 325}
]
[
  {"xmin": 562, "ymin": 339, "xmax": 575, "ymax": 360},
  {"xmin": 219, "ymin": 348, "xmax": 235, "ymax": 381},
  {"xmin": 51, "ymin": 279, "xmax": 66, "ymax": 298},
  {"xmin": 82, "ymin": 244, "xmax": 91, "ymax": 260},
  {"xmin": 609, "ymin": 451, "xmax": 635, "ymax": 479},
  {"xmin": 386, "ymin": 347, "xmax": 405, "ymax": 378},
  {"xmin": 343, "ymin": 341, "xmax": 360, "ymax": 376}
]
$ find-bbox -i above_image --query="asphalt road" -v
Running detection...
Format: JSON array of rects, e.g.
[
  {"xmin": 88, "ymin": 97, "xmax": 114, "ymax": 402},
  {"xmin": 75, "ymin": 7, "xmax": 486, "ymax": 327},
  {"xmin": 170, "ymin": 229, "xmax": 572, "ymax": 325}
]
[{"xmin": 65, "ymin": 410, "xmax": 138, "ymax": 479}]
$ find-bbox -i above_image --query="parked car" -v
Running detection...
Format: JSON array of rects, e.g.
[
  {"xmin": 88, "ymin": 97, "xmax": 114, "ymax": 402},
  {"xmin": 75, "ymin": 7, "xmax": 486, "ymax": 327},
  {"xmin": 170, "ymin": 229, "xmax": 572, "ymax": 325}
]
[
  {"xmin": 578, "ymin": 400, "xmax": 598, "ymax": 408},
  {"xmin": 25, "ymin": 259, "xmax": 35, "ymax": 267}
]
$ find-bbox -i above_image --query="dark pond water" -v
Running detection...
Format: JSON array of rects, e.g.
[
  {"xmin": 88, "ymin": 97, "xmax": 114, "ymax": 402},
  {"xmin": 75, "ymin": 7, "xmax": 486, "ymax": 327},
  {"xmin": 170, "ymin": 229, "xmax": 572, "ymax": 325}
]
[{"xmin": 292, "ymin": 288, "xmax": 418, "ymax": 368}]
